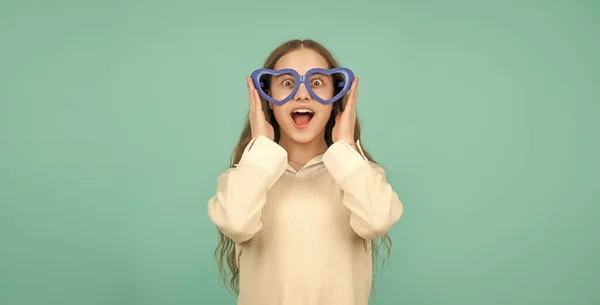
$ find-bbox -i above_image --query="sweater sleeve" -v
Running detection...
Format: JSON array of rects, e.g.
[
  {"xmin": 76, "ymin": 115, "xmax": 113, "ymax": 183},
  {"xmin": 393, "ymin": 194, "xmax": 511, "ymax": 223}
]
[
  {"xmin": 322, "ymin": 140, "xmax": 404, "ymax": 240},
  {"xmin": 207, "ymin": 135, "xmax": 288, "ymax": 244}
]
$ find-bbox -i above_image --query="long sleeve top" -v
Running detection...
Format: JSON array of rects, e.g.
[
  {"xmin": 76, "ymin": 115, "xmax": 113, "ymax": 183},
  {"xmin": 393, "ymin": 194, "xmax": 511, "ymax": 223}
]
[{"xmin": 207, "ymin": 135, "xmax": 403, "ymax": 305}]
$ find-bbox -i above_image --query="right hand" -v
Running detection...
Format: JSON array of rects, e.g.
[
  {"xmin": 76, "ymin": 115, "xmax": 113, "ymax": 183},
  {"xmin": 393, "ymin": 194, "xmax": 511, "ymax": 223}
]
[{"xmin": 247, "ymin": 77, "xmax": 274, "ymax": 141}]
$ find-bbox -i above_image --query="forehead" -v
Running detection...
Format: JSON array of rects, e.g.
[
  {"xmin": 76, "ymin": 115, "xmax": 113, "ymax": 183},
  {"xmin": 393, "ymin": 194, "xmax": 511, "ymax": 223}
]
[{"xmin": 273, "ymin": 48, "xmax": 329, "ymax": 75}]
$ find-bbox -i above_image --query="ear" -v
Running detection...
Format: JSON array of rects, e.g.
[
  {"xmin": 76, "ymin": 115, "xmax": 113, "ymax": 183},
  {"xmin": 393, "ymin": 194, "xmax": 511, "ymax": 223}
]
[
  {"xmin": 265, "ymin": 90, "xmax": 273, "ymax": 109},
  {"xmin": 334, "ymin": 99, "xmax": 344, "ymax": 113},
  {"xmin": 340, "ymin": 97, "xmax": 348, "ymax": 112},
  {"xmin": 334, "ymin": 111, "xmax": 342, "ymax": 125}
]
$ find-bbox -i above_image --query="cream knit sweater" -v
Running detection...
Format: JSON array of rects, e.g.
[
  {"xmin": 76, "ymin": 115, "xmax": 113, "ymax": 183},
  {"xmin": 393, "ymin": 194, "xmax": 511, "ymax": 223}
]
[{"xmin": 208, "ymin": 135, "xmax": 403, "ymax": 305}]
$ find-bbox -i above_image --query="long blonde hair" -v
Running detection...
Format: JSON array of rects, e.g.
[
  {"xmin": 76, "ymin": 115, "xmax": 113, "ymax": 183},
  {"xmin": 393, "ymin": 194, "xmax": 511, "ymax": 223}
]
[{"xmin": 214, "ymin": 39, "xmax": 392, "ymax": 294}]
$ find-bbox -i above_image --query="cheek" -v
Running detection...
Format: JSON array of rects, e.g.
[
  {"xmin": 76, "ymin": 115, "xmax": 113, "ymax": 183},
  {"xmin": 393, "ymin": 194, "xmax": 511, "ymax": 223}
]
[
  {"xmin": 315, "ymin": 106, "xmax": 333, "ymax": 124},
  {"xmin": 270, "ymin": 88, "xmax": 289, "ymax": 100},
  {"xmin": 313, "ymin": 84, "xmax": 335, "ymax": 99},
  {"xmin": 271, "ymin": 105, "xmax": 289, "ymax": 122}
]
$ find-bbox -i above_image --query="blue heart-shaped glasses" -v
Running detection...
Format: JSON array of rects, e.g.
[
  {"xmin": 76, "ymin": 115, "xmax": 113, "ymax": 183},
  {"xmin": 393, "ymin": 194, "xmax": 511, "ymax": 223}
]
[{"xmin": 250, "ymin": 67, "xmax": 355, "ymax": 105}]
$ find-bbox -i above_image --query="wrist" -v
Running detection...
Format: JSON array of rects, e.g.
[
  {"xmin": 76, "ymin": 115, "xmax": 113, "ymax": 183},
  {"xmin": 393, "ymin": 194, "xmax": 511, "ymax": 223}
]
[
  {"xmin": 333, "ymin": 138, "xmax": 360, "ymax": 153},
  {"xmin": 337, "ymin": 138, "xmax": 355, "ymax": 144}
]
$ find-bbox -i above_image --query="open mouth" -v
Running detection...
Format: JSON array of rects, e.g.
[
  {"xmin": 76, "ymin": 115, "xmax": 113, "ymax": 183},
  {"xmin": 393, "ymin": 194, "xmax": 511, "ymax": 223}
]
[{"xmin": 290, "ymin": 108, "xmax": 314, "ymax": 128}]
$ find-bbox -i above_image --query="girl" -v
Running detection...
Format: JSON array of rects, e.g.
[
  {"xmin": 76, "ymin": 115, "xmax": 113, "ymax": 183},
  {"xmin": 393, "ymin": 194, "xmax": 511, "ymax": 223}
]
[{"xmin": 207, "ymin": 39, "xmax": 403, "ymax": 305}]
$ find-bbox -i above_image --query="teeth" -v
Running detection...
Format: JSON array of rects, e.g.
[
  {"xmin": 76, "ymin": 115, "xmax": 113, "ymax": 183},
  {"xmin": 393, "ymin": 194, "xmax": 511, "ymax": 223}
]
[{"xmin": 292, "ymin": 109, "xmax": 314, "ymax": 114}]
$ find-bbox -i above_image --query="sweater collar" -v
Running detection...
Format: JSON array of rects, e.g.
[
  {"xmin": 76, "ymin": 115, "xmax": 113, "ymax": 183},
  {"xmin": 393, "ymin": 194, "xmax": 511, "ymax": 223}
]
[{"xmin": 283, "ymin": 153, "xmax": 326, "ymax": 178}]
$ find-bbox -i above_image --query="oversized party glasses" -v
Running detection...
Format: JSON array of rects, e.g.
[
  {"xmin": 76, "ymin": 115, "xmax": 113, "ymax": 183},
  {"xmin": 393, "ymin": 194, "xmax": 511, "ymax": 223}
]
[{"xmin": 250, "ymin": 67, "xmax": 355, "ymax": 105}]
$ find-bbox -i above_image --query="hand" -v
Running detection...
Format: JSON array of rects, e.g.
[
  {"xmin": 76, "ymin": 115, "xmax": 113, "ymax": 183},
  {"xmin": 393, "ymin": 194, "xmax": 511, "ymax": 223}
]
[
  {"xmin": 247, "ymin": 77, "xmax": 274, "ymax": 141},
  {"xmin": 332, "ymin": 77, "xmax": 359, "ymax": 144}
]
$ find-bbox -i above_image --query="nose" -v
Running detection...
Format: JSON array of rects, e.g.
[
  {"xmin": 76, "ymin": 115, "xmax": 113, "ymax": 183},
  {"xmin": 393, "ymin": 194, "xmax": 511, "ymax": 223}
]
[{"xmin": 293, "ymin": 82, "xmax": 310, "ymax": 101}]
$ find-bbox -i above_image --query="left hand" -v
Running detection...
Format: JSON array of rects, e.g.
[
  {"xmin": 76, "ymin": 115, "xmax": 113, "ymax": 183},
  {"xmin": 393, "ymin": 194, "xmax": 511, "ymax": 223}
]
[{"xmin": 332, "ymin": 77, "xmax": 359, "ymax": 143}]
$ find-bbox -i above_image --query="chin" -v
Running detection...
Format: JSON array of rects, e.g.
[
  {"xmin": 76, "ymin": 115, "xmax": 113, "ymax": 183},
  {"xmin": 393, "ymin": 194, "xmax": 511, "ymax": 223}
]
[{"xmin": 284, "ymin": 131, "xmax": 321, "ymax": 144}]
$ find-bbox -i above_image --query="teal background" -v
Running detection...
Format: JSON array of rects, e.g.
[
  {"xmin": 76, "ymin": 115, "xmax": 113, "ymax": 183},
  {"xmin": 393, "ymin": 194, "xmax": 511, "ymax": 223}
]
[{"xmin": 1, "ymin": 0, "xmax": 598, "ymax": 304}]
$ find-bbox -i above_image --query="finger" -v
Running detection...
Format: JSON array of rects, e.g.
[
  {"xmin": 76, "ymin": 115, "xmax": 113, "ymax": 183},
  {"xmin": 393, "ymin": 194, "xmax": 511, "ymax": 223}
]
[
  {"xmin": 353, "ymin": 78, "xmax": 359, "ymax": 105},
  {"xmin": 350, "ymin": 78, "xmax": 358, "ymax": 115},
  {"xmin": 351, "ymin": 77, "xmax": 358, "ymax": 90},
  {"xmin": 345, "ymin": 78, "xmax": 358, "ymax": 112},
  {"xmin": 253, "ymin": 88, "xmax": 264, "ymax": 117},
  {"xmin": 247, "ymin": 77, "xmax": 254, "ymax": 114}
]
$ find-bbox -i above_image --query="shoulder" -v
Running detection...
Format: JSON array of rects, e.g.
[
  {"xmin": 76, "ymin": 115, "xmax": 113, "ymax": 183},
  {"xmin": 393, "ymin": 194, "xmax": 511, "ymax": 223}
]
[{"xmin": 368, "ymin": 161, "xmax": 388, "ymax": 177}]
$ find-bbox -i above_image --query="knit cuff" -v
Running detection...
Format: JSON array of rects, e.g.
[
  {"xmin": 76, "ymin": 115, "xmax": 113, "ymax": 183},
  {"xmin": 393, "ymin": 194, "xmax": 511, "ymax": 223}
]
[
  {"xmin": 322, "ymin": 140, "xmax": 368, "ymax": 184},
  {"xmin": 238, "ymin": 135, "xmax": 288, "ymax": 188}
]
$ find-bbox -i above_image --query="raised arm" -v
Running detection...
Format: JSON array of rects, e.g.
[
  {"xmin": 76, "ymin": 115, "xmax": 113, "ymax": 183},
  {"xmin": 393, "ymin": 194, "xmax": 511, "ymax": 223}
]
[
  {"xmin": 322, "ymin": 140, "xmax": 403, "ymax": 240},
  {"xmin": 207, "ymin": 135, "xmax": 288, "ymax": 244}
]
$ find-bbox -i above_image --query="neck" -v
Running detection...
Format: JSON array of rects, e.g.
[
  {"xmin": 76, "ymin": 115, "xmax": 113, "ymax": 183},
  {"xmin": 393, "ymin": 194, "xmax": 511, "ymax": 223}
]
[{"xmin": 278, "ymin": 133, "xmax": 328, "ymax": 166}]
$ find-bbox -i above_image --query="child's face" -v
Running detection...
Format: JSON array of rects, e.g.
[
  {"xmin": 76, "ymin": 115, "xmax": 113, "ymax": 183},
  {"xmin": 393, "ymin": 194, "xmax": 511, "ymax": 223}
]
[{"xmin": 270, "ymin": 48, "xmax": 334, "ymax": 145}]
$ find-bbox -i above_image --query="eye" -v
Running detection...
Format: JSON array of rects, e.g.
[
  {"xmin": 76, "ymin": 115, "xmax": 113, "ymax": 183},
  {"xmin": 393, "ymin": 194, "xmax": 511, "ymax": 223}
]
[
  {"xmin": 311, "ymin": 79, "xmax": 322, "ymax": 86},
  {"xmin": 283, "ymin": 79, "xmax": 294, "ymax": 87}
]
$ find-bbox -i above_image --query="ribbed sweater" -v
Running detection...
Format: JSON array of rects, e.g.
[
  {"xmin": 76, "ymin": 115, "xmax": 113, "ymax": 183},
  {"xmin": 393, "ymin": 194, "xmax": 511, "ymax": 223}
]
[{"xmin": 207, "ymin": 135, "xmax": 403, "ymax": 305}]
